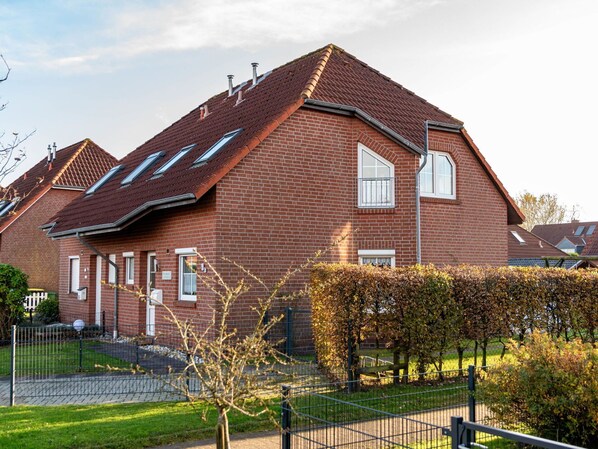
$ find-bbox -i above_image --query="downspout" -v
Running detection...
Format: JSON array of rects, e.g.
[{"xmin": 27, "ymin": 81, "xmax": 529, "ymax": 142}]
[
  {"xmin": 76, "ymin": 233, "xmax": 119, "ymax": 339},
  {"xmin": 415, "ymin": 120, "xmax": 430, "ymax": 264}
]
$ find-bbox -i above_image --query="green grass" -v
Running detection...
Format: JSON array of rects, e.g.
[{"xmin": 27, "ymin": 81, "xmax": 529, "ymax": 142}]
[
  {"xmin": 0, "ymin": 401, "xmax": 278, "ymax": 449},
  {"xmin": 0, "ymin": 341, "xmax": 132, "ymax": 376}
]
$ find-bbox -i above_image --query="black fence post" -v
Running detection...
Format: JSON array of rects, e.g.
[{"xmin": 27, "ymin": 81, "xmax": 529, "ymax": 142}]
[
  {"xmin": 135, "ymin": 340, "xmax": 140, "ymax": 367},
  {"xmin": 102, "ymin": 311, "xmax": 106, "ymax": 337},
  {"xmin": 285, "ymin": 307, "xmax": 293, "ymax": 356},
  {"xmin": 9, "ymin": 325, "xmax": 16, "ymax": 406},
  {"xmin": 468, "ymin": 365, "xmax": 476, "ymax": 443},
  {"xmin": 185, "ymin": 352, "xmax": 191, "ymax": 399},
  {"xmin": 450, "ymin": 416, "xmax": 463, "ymax": 449},
  {"xmin": 281, "ymin": 385, "xmax": 291, "ymax": 449}
]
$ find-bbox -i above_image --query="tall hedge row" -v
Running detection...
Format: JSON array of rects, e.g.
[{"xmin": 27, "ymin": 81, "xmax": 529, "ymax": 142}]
[{"xmin": 311, "ymin": 264, "xmax": 598, "ymax": 377}]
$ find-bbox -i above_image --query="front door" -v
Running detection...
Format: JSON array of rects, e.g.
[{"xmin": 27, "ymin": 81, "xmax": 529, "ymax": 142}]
[
  {"xmin": 95, "ymin": 256, "xmax": 103, "ymax": 325},
  {"xmin": 146, "ymin": 252, "xmax": 157, "ymax": 336}
]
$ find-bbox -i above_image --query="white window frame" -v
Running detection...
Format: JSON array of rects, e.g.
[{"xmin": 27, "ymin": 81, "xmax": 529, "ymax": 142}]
[
  {"xmin": 358, "ymin": 249, "xmax": 396, "ymax": 267},
  {"xmin": 123, "ymin": 252, "xmax": 135, "ymax": 285},
  {"xmin": 420, "ymin": 151, "xmax": 457, "ymax": 200},
  {"xmin": 510, "ymin": 230, "xmax": 526, "ymax": 244},
  {"xmin": 357, "ymin": 144, "xmax": 395, "ymax": 208},
  {"xmin": 108, "ymin": 254, "xmax": 116, "ymax": 284},
  {"xmin": 176, "ymin": 248, "xmax": 197, "ymax": 301},
  {"xmin": 69, "ymin": 256, "xmax": 80, "ymax": 293}
]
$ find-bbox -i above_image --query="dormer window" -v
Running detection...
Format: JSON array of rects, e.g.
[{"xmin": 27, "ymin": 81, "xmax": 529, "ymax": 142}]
[
  {"xmin": 193, "ymin": 129, "xmax": 242, "ymax": 166},
  {"xmin": 153, "ymin": 144, "xmax": 195, "ymax": 177},
  {"xmin": 86, "ymin": 165, "xmax": 124, "ymax": 195},
  {"xmin": 357, "ymin": 143, "xmax": 395, "ymax": 208},
  {"xmin": 121, "ymin": 151, "xmax": 165, "ymax": 185},
  {"xmin": 420, "ymin": 151, "xmax": 456, "ymax": 199}
]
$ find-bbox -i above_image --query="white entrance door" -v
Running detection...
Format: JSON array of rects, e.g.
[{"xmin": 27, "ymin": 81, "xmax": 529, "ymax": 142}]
[
  {"xmin": 95, "ymin": 257, "xmax": 103, "ymax": 325},
  {"xmin": 146, "ymin": 252, "xmax": 157, "ymax": 336}
]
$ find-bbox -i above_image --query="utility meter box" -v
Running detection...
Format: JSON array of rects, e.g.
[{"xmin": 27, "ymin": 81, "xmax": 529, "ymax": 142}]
[{"xmin": 77, "ymin": 287, "xmax": 87, "ymax": 301}]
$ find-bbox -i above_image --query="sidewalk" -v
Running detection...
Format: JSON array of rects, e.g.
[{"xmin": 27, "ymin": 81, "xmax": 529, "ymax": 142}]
[{"xmin": 149, "ymin": 430, "xmax": 280, "ymax": 449}]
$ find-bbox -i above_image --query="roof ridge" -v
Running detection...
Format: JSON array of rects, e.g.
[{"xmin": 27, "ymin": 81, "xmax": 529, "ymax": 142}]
[
  {"xmin": 51, "ymin": 139, "xmax": 89, "ymax": 185},
  {"xmin": 301, "ymin": 44, "xmax": 334, "ymax": 99}
]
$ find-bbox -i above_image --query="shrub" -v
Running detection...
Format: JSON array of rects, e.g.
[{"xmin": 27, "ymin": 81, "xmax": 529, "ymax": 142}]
[
  {"xmin": 478, "ymin": 332, "xmax": 598, "ymax": 447},
  {"xmin": 35, "ymin": 296, "xmax": 60, "ymax": 324},
  {"xmin": 0, "ymin": 264, "xmax": 28, "ymax": 340}
]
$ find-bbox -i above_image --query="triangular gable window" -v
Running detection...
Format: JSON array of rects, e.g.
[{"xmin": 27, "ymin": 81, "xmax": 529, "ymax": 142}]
[
  {"xmin": 193, "ymin": 129, "xmax": 242, "ymax": 166},
  {"xmin": 357, "ymin": 143, "xmax": 394, "ymax": 208},
  {"xmin": 86, "ymin": 165, "xmax": 124, "ymax": 195},
  {"xmin": 122, "ymin": 151, "xmax": 165, "ymax": 185}
]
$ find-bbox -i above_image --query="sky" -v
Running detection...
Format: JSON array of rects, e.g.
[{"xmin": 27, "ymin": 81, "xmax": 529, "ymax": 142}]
[{"xmin": 1, "ymin": 0, "xmax": 597, "ymax": 220}]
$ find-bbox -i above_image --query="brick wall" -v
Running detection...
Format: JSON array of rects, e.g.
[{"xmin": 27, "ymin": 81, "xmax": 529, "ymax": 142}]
[
  {"xmin": 0, "ymin": 188, "xmax": 81, "ymax": 292},
  {"xmin": 420, "ymin": 130, "xmax": 508, "ymax": 265}
]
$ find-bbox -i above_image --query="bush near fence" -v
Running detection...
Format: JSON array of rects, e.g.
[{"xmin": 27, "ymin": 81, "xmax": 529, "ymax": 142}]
[{"xmin": 311, "ymin": 264, "xmax": 598, "ymax": 379}]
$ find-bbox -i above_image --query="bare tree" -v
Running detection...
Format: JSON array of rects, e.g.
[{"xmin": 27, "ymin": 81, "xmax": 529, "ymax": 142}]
[
  {"xmin": 128, "ymin": 241, "xmax": 342, "ymax": 449},
  {"xmin": 0, "ymin": 53, "xmax": 32, "ymax": 189},
  {"xmin": 515, "ymin": 191, "xmax": 570, "ymax": 231}
]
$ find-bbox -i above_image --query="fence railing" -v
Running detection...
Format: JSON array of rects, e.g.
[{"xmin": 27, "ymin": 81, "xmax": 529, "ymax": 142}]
[{"xmin": 23, "ymin": 290, "xmax": 49, "ymax": 311}]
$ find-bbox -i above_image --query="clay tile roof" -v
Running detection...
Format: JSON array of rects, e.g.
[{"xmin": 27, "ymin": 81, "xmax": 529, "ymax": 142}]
[
  {"xmin": 508, "ymin": 225, "xmax": 568, "ymax": 259},
  {"xmin": 533, "ymin": 221, "xmax": 598, "ymax": 256},
  {"xmin": 0, "ymin": 139, "xmax": 116, "ymax": 233},
  {"xmin": 46, "ymin": 44, "xmax": 521, "ymax": 237}
]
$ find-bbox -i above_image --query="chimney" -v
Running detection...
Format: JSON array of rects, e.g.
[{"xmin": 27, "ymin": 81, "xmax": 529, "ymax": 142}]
[
  {"xmin": 52, "ymin": 142, "xmax": 57, "ymax": 161},
  {"xmin": 235, "ymin": 89, "xmax": 244, "ymax": 106},
  {"xmin": 227, "ymin": 75, "xmax": 234, "ymax": 96},
  {"xmin": 47, "ymin": 144, "xmax": 52, "ymax": 163},
  {"xmin": 251, "ymin": 62, "xmax": 259, "ymax": 85}
]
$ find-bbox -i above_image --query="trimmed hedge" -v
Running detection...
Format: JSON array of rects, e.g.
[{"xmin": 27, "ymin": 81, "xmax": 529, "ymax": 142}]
[{"xmin": 311, "ymin": 264, "xmax": 598, "ymax": 378}]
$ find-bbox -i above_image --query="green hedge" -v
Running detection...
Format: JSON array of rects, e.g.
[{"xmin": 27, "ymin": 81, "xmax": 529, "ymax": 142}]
[{"xmin": 311, "ymin": 264, "xmax": 598, "ymax": 378}]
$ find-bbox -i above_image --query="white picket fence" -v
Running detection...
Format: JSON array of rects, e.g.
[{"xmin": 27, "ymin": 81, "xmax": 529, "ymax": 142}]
[{"xmin": 23, "ymin": 290, "xmax": 48, "ymax": 311}]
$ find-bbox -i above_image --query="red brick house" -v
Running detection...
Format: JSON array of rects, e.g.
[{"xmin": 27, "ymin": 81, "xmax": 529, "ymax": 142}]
[
  {"xmin": 0, "ymin": 139, "xmax": 116, "ymax": 292},
  {"xmin": 43, "ymin": 45, "xmax": 523, "ymax": 336}
]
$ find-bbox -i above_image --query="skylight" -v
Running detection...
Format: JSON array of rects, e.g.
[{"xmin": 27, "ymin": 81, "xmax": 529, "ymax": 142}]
[
  {"xmin": 121, "ymin": 151, "xmax": 165, "ymax": 185},
  {"xmin": 510, "ymin": 230, "xmax": 526, "ymax": 244},
  {"xmin": 587, "ymin": 225, "xmax": 596, "ymax": 235},
  {"xmin": 0, "ymin": 198, "xmax": 19, "ymax": 217},
  {"xmin": 193, "ymin": 129, "xmax": 242, "ymax": 165},
  {"xmin": 575, "ymin": 225, "xmax": 585, "ymax": 236},
  {"xmin": 153, "ymin": 145, "xmax": 195, "ymax": 177},
  {"xmin": 86, "ymin": 165, "xmax": 124, "ymax": 195}
]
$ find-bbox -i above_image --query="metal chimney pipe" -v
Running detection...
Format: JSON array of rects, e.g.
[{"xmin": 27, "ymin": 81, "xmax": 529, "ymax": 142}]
[
  {"xmin": 47, "ymin": 145, "xmax": 52, "ymax": 163},
  {"xmin": 251, "ymin": 62, "xmax": 259, "ymax": 85},
  {"xmin": 227, "ymin": 75, "xmax": 234, "ymax": 96},
  {"xmin": 52, "ymin": 142, "xmax": 57, "ymax": 161},
  {"xmin": 235, "ymin": 89, "xmax": 244, "ymax": 106}
]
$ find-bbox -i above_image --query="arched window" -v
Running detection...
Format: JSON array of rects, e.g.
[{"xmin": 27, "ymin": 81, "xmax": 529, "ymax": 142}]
[{"xmin": 420, "ymin": 151, "xmax": 456, "ymax": 199}]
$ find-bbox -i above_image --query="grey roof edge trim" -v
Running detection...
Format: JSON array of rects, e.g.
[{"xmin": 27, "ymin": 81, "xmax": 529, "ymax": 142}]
[
  {"xmin": 303, "ymin": 98, "xmax": 424, "ymax": 155},
  {"xmin": 47, "ymin": 193, "xmax": 197, "ymax": 238},
  {"xmin": 427, "ymin": 120, "xmax": 464, "ymax": 133},
  {"xmin": 52, "ymin": 185, "xmax": 86, "ymax": 191}
]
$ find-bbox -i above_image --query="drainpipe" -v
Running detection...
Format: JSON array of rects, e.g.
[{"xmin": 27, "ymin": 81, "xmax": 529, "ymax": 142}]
[
  {"xmin": 415, "ymin": 120, "xmax": 429, "ymax": 264},
  {"xmin": 76, "ymin": 233, "xmax": 119, "ymax": 339}
]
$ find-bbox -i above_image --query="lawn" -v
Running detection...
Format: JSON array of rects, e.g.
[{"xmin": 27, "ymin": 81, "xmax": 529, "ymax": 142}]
[
  {"xmin": 0, "ymin": 401, "xmax": 278, "ymax": 449},
  {"xmin": 0, "ymin": 341, "xmax": 132, "ymax": 376}
]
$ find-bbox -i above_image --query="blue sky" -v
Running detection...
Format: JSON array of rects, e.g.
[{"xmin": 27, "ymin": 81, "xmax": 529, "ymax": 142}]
[{"xmin": 1, "ymin": 0, "xmax": 598, "ymax": 219}]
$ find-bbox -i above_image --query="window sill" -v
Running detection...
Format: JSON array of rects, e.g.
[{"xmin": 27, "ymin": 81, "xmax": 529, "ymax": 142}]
[
  {"xmin": 176, "ymin": 300, "xmax": 197, "ymax": 308},
  {"xmin": 421, "ymin": 196, "xmax": 460, "ymax": 205}
]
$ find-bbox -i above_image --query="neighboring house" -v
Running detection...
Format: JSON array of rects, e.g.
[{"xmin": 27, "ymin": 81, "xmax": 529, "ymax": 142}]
[
  {"xmin": 533, "ymin": 221, "xmax": 598, "ymax": 256},
  {"xmin": 0, "ymin": 139, "xmax": 116, "ymax": 292},
  {"xmin": 43, "ymin": 44, "xmax": 523, "ymax": 336},
  {"xmin": 507, "ymin": 225, "xmax": 584, "ymax": 268}
]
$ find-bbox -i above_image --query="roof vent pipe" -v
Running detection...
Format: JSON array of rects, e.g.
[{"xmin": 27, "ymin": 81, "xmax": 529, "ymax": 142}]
[
  {"xmin": 47, "ymin": 144, "xmax": 52, "ymax": 163},
  {"xmin": 251, "ymin": 62, "xmax": 259, "ymax": 85},
  {"xmin": 227, "ymin": 74, "xmax": 234, "ymax": 96},
  {"xmin": 52, "ymin": 142, "xmax": 57, "ymax": 161},
  {"xmin": 235, "ymin": 89, "xmax": 244, "ymax": 106}
]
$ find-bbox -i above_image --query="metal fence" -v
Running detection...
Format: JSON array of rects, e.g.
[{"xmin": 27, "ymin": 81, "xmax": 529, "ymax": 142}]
[{"xmin": 281, "ymin": 367, "xmax": 487, "ymax": 449}]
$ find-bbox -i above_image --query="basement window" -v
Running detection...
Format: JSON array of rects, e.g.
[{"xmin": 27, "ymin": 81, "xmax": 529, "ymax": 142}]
[
  {"xmin": 192, "ymin": 129, "xmax": 242, "ymax": 166},
  {"xmin": 358, "ymin": 249, "xmax": 396, "ymax": 267},
  {"xmin": 122, "ymin": 151, "xmax": 165, "ymax": 185},
  {"xmin": 87, "ymin": 165, "xmax": 124, "ymax": 195},
  {"xmin": 153, "ymin": 144, "xmax": 196, "ymax": 177}
]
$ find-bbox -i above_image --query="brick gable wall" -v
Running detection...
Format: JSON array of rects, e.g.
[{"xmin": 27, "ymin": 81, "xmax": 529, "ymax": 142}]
[{"xmin": 0, "ymin": 188, "xmax": 81, "ymax": 292}]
